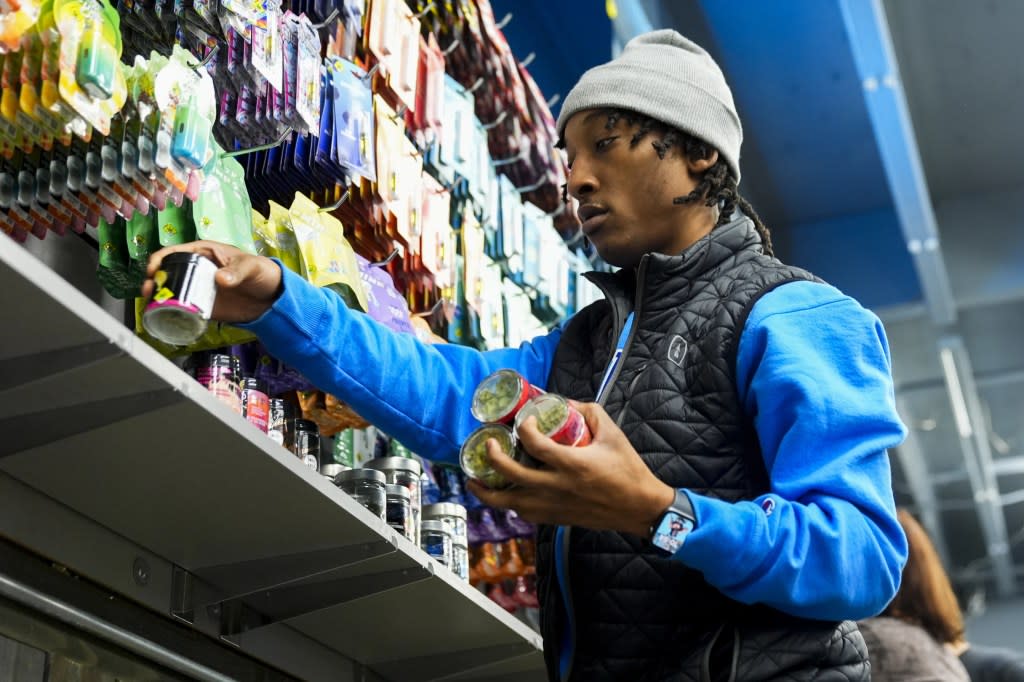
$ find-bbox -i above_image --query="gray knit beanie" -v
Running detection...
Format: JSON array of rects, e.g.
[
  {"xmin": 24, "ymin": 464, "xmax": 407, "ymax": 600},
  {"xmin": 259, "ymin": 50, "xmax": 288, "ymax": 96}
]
[{"xmin": 556, "ymin": 29, "xmax": 743, "ymax": 183}]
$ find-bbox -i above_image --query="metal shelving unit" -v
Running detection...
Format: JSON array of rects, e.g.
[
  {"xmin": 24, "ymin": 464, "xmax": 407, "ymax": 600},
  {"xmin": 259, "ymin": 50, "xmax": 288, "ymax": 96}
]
[{"xmin": 0, "ymin": 234, "xmax": 545, "ymax": 682}]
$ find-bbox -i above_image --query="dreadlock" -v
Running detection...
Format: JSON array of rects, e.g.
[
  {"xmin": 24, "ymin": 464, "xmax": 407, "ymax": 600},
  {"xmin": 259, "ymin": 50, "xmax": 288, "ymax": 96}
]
[{"xmin": 559, "ymin": 108, "xmax": 774, "ymax": 257}]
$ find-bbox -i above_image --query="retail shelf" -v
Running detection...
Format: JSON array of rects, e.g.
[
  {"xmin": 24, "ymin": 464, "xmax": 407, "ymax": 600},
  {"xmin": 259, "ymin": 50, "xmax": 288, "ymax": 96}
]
[{"xmin": 0, "ymin": 234, "xmax": 545, "ymax": 682}]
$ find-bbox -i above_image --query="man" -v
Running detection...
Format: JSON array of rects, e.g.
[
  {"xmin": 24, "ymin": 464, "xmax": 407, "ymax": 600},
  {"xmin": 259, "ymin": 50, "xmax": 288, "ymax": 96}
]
[{"xmin": 148, "ymin": 30, "xmax": 907, "ymax": 681}]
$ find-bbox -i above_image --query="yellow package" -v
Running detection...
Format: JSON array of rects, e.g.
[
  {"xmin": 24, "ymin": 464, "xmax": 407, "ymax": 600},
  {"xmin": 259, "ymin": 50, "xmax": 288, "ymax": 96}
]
[
  {"xmin": 289, "ymin": 192, "xmax": 368, "ymax": 312},
  {"xmin": 266, "ymin": 200, "xmax": 302, "ymax": 274}
]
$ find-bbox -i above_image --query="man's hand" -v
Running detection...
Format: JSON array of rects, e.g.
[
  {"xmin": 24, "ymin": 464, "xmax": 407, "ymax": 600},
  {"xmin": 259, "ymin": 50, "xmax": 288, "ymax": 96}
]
[
  {"xmin": 145, "ymin": 241, "xmax": 283, "ymax": 323},
  {"xmin": 467, "ymin": 402, "xmax": 675, "ymax": 537}
]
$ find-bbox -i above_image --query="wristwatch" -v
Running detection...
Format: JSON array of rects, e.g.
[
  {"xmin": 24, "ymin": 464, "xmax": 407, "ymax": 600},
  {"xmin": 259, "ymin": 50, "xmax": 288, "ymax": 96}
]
[{"xmin": 649, "ymin": 489, "xmax": 697, "ymax": 555}]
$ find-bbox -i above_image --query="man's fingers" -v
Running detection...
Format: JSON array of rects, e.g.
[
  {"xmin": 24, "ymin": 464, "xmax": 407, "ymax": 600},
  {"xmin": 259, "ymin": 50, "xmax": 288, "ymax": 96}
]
[
  {"xmin": 485, "ymin": 437, "xmax": 563, "ymax": 489},
  {"xmin": 146, "ymin": 240, "xmax": 232, "ymax": 277},
  {"xmin": 572, "ymin": 401, "xmax": 613, "ymax": 439},
  {"xmin": 515, "ymin": 415, "xmax": 577, "ymax": 469}
]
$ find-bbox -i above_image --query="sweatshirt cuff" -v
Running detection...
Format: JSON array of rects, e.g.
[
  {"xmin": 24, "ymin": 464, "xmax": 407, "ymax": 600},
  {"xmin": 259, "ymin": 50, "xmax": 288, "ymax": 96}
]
[
  {"xmin": 673, "ymin": 490, "xmax": 762, "ymax": 572},
  {"xmin": 236, "ymin": 259, "xmax": 329, "ymax": 343}
]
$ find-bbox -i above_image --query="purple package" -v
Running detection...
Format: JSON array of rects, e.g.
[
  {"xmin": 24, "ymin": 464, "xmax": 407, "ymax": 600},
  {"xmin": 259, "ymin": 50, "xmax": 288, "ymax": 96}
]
[
  {"xmin": 254, "ymin": 342, "xmax": 318, "ymax": 396},
  {"xmin": 356, "ymin": 254, "xmax": 415, "ymax": 333}
]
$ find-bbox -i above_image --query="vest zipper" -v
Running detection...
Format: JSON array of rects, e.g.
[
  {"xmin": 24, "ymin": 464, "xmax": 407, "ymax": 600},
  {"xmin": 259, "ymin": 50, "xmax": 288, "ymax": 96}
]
[
  {"xmin": 615, "ymin": 361, "xmax": 651, "ymax": 428},
  {"xmin": 597, "ymin": 256, "xmax": 648, "ymax": 409},
  {"xmin": 557, "ymin": 258, "xmax": 649, "ymax": 681},
  {"xmin": 559, "ymin": 526, "xmax": 575, "ymax": 682}
]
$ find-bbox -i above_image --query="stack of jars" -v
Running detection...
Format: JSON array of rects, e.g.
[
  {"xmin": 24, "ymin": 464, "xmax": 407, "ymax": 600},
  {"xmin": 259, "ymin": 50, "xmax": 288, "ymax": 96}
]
[
  {"xmin": 367, "ymin": 456, "xmax": 423, "ymax": 544},
  {"xmin": 421, "ymin": 503, "xmax": 469, "ymax": 580},
  {"xmin": 187, "ymin": 351, "xmax": 322, "ymax": 469},
  {"xmin": 460, "ymin": 370, "xmax": 591, "ymax": 489}
]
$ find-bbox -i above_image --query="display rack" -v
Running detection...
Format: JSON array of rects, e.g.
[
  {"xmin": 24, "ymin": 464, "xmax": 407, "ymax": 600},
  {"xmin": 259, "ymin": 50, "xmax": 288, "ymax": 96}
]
[{"xmin": 0, "ymin": 234, "xmax": 545, "ymax": 681}]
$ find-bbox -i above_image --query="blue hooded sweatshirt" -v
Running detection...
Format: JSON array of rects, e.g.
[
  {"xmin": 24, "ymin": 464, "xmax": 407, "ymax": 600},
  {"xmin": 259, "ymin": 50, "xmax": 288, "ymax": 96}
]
[{"xmin": 241, "ymin": 263, "xmax": 908, "ymax": 630}]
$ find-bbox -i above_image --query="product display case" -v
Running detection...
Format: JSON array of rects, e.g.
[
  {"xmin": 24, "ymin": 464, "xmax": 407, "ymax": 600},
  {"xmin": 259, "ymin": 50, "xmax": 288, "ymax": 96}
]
[{"xmin": 0, "ymin": 235, "xmax": 546, "ymax": 681}]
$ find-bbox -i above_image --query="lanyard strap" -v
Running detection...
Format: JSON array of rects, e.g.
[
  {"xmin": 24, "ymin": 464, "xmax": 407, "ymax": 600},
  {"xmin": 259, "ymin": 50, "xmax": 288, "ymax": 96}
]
[{"xmin": 595, "ymin": 312, "xmax": 634, "ymax": 402}]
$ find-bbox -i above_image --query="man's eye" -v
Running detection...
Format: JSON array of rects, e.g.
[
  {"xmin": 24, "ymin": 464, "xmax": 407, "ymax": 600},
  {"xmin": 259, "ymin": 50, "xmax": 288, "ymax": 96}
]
[{"xmin": 596, "ymin": 136, "xmax": 618, "ymax": 151}]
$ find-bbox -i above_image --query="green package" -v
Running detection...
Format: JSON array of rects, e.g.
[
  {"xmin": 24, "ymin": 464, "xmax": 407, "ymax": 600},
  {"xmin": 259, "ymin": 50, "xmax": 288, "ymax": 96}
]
[
  {"xmin": 192, "ymin": 149, "xmax": 256, "ymax": 254},
  {"xmin": 96, "ymin": 215, "xmax": 137, "ymax": 299},
  {"xmin": 125, "ymin": 208, "xmax": 158, "ymax": 289},
  {"xmin": 157, "ymin": 198, "xmax": 196, "ymax": 247},
  {"xmin": 267, "ymin": 200, "xmax": 302, "ymax": 273}
]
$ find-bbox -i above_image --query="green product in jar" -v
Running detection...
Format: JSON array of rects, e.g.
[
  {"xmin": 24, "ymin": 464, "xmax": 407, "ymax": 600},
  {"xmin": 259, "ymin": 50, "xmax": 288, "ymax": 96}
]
[
  {"xmin": 535, "ymin": 398, "xmax": 568, "ymax": 435},
  {"xmin": 460, "ymin": 424, "xmax": 516, "ymax": 490}
]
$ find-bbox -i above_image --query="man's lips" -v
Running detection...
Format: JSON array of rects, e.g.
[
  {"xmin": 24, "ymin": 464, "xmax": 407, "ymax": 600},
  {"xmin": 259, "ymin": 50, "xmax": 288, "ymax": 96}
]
[{"xmin": 578, "ymin": 205, "xmax": 608, "ymax": 235}]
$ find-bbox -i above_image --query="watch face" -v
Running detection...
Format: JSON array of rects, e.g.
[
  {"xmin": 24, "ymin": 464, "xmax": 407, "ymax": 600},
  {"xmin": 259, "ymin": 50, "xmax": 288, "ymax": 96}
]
[{"xmin": 652, "ymin": 511, "xmax": 694, "ymax": 555}]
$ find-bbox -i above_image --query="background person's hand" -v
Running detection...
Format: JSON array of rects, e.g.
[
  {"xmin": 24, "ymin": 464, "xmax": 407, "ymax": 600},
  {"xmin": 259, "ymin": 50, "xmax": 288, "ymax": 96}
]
[
  {"xmin": 144, "ymin": 241, "xmax": 283, "ymax": 324},
  {"xmin": 467, "ymin": 401, "xmax": 675, "ymax": 537}
]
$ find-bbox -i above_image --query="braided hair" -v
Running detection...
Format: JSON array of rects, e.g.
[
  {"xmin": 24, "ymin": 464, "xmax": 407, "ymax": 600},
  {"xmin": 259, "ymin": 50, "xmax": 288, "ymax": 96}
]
[{"xmin": 560, "ymin": 108, "xmax": 774, "ymax": 257}]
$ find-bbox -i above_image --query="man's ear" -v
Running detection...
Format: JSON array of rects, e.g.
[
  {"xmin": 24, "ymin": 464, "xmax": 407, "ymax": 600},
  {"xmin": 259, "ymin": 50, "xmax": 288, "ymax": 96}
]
[{"xmin": 686, "ymin": 149, "xmax": 719, "ymax": 176}]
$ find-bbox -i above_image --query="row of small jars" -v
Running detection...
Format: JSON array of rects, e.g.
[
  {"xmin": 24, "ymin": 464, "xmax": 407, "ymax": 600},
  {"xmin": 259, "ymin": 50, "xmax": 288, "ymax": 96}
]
[{"xmin": 328, "ymin": 459, "xmax": 471, "ymax": 582}]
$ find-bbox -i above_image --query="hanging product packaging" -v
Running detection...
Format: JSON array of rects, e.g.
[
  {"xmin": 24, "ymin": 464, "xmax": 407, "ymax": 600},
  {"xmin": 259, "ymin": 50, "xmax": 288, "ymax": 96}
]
[
  {"xmin": 54, "ymin": 0, "xmax": 127, "ymax": 136},
  {"xmin": 156, "ymin": 197, "xmax": 195, "ymax": 246},
  {"xmin": 288, "ymin": 192, "xmax": 368, "ymax": 311},
  {"xmin": 355, "ymin": 253, "xmax": 415, "ymax": 333},
  {"xmin": 329, "ymin": 58, "xmax": 375, "ymax": 181},
  {"xmin": 192, "ymin": 147, "xmax": 256, "ymax": 253},
  {"xmin": 141, "ymin": 251, "xmax": 218, "ymax": 345},
  {"xmin": 95, "ymin": 214, "xmax": 136, "ymax": 298},
  {"xmin": 124, "ymin": 206, "xmax": 158, "ymax": 287},
  {"xmin": 265, "ymin": 199, "xmax": 302, "ymax": 272}
]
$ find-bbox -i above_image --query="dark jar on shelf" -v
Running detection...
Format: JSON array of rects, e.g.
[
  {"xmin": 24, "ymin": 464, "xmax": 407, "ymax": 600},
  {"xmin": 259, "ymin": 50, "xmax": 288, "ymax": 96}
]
[{"xmin": 335, "ymin": 468, "xmax": 387, "ymax": 520}]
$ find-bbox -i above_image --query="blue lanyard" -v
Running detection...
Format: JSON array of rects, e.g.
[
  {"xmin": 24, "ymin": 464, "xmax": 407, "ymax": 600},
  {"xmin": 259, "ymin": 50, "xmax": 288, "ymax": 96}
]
[{"xmin": 595, "ymin": 312, "xmax": 634, "ymax": 402}]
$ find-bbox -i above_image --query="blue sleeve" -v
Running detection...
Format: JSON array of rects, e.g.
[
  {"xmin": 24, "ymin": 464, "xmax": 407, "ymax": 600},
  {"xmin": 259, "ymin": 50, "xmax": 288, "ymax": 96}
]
[
  {"xmin": 238, "ymin": 262, "xmax": 561, "ymax": 463},
  {"xmin": 673, "ymin": 280, "xmax": 908, "ymax": 621}
]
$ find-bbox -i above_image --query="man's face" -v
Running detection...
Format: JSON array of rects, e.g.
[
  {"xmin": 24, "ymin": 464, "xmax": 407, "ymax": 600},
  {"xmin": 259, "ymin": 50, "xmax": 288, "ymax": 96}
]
[{"xmin": 563, "ymin": 110, "xmax": 715, "ymax": 269}]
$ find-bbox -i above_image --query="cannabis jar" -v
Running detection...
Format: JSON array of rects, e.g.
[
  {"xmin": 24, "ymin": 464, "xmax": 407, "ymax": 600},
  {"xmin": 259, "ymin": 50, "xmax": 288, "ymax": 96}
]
[
  {"xmin": 459, "ymin": 423, "xmax": 524, "ymax": 490},
  {"xmin": 420, "ymin": 520, "xmax": 453, "ymax": 568},
  {"xmin": 470, "ymin": 369, "xmax": 543, "ymax": 425},
  {"xmin": 143, "ymin": 253, "xmax": 217, "ymax": 346},
  {"xmin": 366, "ymin": 456, "xmax": 423, "ymax": 543},
  {"xmin": 515, "ymin": 394, "xmax": 592, "ymax": 447},
  {"xmin": 421, "ymin": 502, "xmax": 468, "ymax": 546},
  {"xmin": 335, "ymin": 468, "xmax": 387, "ymax": 520},
  {"xmin": 385, "ymin": 484, "xmax": 413, "ymax": 540}
]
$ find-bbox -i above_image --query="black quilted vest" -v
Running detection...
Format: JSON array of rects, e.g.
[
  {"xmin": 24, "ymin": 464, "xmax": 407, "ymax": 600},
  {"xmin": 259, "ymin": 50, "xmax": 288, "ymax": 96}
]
[{"xmin": 536, "ymin": 218, "xmax": 871, "ymax": 681}]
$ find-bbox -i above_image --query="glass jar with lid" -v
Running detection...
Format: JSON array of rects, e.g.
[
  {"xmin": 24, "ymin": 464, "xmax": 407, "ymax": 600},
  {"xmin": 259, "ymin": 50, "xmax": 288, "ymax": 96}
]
[
  {"xmin": 420, "ymin": 520, "xmax": 453, "ymax": 568},
  {"xmin": 334, "ymin": 468, "xmax": 387, "ymax": 520},
  {"xmin": 421, "ymin": 502, "xmax": 468, "ymax": 545},
  {"xmin": 285, "ymin": 418, "xmax": 321, "ymax": 470},
  {"xmin": 366, "ymin": 456, "xmax": 423, "ymax": 543},
  {"xmin": 385, "ymin": 483, "xmax": 413, "ymax": 540},
  {"xmin": 452, "ymin": 536, "xmax": 469, "ymax": 581}
]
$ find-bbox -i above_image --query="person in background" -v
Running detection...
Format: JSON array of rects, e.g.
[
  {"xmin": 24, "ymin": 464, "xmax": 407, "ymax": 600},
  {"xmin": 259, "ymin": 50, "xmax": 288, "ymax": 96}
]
[
  {"xmin": 147, "ymin": 30, "xmax": 908, "ymax": 680},
  {"xmin": 870, "ymin": 508, "xmax": 1024, "ymax": 682}
]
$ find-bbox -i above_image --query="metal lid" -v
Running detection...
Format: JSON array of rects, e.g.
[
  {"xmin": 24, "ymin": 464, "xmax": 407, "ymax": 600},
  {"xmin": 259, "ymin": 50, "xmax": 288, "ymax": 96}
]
[
  {"xmin": 320, "ymin": 463, "xmax": 349, "ymax": 478},
  {"xmin": 334, "ymin": 468, "xmax": 387, "ymax": 485},
  {"xmin": 291, "ymin": 418, "xmax": 319, "ymax": 433},
  {"xmin": 385, "ymin": 483, "xmax": 411, "ymax": 499},
  {"xmin": 163, "ymin": 252, "xmax": 212, "ymax": 267},
  {"xmin": 421, "ymin": 503, "xmax": 467, "ymax": 520},
  {"xmin": 420, "ymin": 520, "xmax": 451, "ymax": 534},
  {"xmin": 365, "ymin": 456, "xmax": 422, "ymax": 476}
]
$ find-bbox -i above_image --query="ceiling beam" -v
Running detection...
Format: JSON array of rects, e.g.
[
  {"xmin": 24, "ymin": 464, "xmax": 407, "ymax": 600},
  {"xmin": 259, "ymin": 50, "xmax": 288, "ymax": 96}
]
[
  {"xmin": 895, "ymin": 396, "xmax": 953, "ymax": 568},
  {"xmin": 838, "ymin": 0, "xmax": 956, "ymax": 326},
  {"xmin": 938, "ymin": 335, "xmax": 1017, "ymax": 596}
]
